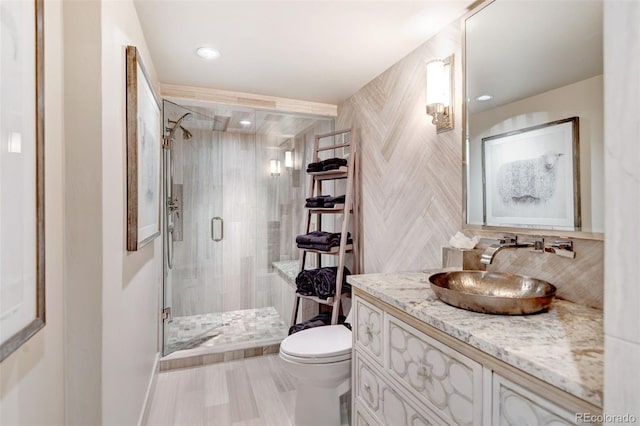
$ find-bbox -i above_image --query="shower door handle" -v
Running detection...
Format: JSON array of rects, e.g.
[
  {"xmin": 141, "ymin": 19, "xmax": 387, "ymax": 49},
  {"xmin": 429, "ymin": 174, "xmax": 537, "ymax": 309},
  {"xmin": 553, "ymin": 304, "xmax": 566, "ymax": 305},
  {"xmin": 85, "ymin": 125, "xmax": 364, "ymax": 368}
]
[{"xmin": 211, "ymin": 217, "xmax": 223, "ymax": 242}]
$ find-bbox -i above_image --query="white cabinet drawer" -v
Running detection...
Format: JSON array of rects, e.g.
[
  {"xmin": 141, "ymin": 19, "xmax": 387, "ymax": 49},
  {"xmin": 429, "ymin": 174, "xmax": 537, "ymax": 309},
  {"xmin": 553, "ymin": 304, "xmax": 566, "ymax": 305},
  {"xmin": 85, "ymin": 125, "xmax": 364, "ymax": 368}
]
[
  {"xmin": 355, "ymin": 352, "xmax": 444, "ymax": 426},
  {"xmin": 354, "ymin": 402, "xmax": 381, "ymax": 426},
  {"xmin": 354, "ymin": 296, "xmax": 384, "ymax": 366},
  {"xmin": 493, "ymin": 374, "xmax": 577, "ymax": 426},
  {"xmin": 386, "ymin": 315, "xmax": 483, "ymax": 426}
]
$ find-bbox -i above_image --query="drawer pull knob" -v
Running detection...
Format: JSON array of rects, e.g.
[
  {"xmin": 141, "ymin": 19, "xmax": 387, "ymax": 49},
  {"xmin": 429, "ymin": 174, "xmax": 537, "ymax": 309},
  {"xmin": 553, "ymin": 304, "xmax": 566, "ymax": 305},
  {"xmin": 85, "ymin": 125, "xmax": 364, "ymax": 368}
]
[{"xmin": 418, "ymin": 363, "xmax": 432, "ymax": 380}]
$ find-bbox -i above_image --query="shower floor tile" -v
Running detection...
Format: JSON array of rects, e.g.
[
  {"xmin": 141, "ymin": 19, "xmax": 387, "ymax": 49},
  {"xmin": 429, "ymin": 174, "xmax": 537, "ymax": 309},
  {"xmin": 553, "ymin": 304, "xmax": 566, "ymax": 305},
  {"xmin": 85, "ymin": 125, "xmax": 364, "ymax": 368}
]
[{"xmin": 164, "ymin": 306, "xmax": 289, "ymax": 356}]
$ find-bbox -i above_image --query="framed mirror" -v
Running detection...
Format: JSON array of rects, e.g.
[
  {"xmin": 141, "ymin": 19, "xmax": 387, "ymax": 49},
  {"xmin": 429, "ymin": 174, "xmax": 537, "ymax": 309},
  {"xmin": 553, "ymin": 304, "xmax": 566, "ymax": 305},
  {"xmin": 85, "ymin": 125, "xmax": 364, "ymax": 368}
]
[
  {"xmin": 0, "ymin": 0, "xmax": 45, "ymax": 361},
  {"xmin": 463, "ymin": 0, "xmax": 604, "ymax": 239}
]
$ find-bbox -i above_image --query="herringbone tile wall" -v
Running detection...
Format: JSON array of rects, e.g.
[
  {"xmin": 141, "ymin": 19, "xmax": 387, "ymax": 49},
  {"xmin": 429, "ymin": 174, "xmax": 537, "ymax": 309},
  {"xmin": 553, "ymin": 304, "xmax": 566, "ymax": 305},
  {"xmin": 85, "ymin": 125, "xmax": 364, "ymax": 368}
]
[{"xmin": 337, "ymin": 22, "xmax": 464, "ymax": 274}]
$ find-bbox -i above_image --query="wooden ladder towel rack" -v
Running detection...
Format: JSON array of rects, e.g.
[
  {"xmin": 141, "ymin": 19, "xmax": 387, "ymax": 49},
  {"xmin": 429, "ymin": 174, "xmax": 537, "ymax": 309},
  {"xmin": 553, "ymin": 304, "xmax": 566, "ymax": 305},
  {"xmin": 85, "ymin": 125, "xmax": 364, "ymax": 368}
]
[{"xmin": 290, "ymin": 128, "xmax": 359, "ymax": 327}]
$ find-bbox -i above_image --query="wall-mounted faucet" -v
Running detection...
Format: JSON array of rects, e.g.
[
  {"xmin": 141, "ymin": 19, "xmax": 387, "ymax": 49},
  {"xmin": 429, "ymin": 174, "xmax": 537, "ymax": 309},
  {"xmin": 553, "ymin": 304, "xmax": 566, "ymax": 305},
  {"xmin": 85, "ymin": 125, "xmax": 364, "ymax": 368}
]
[
  {"xmin": 480, "ymin": 235, "xmax": 544, "ymax": 265},
  {"xmin": 480, "ymin": 235, "xmax": 575, "ymax": 265}
]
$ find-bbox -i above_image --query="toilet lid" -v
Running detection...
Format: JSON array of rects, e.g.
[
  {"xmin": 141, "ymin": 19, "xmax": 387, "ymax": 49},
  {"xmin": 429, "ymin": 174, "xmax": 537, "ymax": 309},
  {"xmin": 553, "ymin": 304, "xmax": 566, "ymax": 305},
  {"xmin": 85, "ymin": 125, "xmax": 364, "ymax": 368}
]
[{"xmin": 280, "ymin": 325, "xmax": 352, "ymax": 364}]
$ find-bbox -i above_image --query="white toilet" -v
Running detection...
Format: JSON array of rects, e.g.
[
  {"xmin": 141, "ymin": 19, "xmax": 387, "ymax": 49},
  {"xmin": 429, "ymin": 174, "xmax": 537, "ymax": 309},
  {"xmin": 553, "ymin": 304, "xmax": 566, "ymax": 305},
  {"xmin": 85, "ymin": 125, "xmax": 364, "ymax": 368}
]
[{"xmin": 279, "ymin": 312, "xmax": 353, "ymax": 426}]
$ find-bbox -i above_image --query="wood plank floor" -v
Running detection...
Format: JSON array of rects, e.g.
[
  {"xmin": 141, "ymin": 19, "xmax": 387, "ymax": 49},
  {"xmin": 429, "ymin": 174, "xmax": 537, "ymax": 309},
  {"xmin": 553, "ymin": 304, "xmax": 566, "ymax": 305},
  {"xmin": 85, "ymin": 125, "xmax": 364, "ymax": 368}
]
[{"xmin": 146, "ymin": 354, "xmax": 298, "ymax": 426}]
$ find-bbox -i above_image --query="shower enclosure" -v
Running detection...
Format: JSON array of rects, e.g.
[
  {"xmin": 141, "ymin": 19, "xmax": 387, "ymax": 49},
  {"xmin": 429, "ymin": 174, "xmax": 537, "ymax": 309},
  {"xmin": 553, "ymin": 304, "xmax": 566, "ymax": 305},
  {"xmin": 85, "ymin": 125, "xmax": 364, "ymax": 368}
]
[{"xmin": 161, "ymin": 100, "xmax": 334, "ymax": 356}]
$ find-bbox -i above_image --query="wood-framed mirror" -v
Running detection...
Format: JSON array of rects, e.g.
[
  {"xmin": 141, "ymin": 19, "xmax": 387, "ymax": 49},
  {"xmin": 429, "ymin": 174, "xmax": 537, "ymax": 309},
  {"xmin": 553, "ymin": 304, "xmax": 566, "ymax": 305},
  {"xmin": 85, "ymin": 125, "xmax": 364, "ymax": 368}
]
[
  {"xmin": 462, "ymin": 0, "xmax": 604, "ymax": 240},
  {"xmin": 0, "ymin": 0, "xmax": 46, "ymax": 361}
]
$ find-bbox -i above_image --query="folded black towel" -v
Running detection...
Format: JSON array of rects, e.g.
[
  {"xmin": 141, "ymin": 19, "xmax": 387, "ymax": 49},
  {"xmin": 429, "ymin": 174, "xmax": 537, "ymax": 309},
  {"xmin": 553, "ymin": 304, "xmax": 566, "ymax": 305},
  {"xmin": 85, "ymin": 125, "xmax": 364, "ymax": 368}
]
[
  {"xmin": 313, "ymin": 267, "xmax": 351, "ymax": 299},
  {"xmin": 295, "ymin": 270, "xmax": 316, "ymax": 296},
  {"xmin": 306, "ymin": 161, "xmax": 323, "ymax": 173},
  {"xmin": 288, "ymin": 313, "xmax": 346, "ymax": 335},
  {"xmin": 305, "ymin": 195, "xmax": 331, "ymax": 203},
  {"xmin": 296, "ymin": 231, "xmax": 346, "ymax": 245},
  {"xmin": 297, "ymin": 242, "xmax": 336, "ymax": 251},
  {"xmin": 305, "ymin": 195, "xmax": 331, "ymax": 208},
  {"xmin": 321, "ymin": 158, "xmax": 348, "ymax": 166},
  {"xmin": 306, "ymin": 158, "xmax": 347, "ymax": 173},
  {"xmin": 323, "ymin": 195, "xmax": 346, "ymax": 208}
]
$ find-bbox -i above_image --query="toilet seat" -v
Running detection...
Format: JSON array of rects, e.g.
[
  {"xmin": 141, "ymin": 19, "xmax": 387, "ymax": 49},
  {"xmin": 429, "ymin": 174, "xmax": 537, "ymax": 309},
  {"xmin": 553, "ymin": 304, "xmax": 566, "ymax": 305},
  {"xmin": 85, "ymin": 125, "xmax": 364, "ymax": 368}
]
[{"xmin": 280, "ymin": 325, "xmax": 352, "ymax": 364}]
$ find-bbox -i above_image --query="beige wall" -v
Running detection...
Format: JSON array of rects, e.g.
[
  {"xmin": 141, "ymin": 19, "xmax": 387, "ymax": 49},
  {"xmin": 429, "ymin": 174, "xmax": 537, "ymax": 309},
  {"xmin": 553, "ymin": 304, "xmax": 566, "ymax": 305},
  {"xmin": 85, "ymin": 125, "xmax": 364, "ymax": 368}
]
[
  {"xmin": 0, "ymin": 1, "xmax": 66, "ymax": 425},
  {"xmin": 603, "ymin": 1, "xmax": 640, "ymax": 419},
  {"xmin": 100, "ymin": 1, "xmax": 161, "ymax": 425},
  {"xmin": 64, "ymin": 0, "xmax": 161, "ymax": 424}
]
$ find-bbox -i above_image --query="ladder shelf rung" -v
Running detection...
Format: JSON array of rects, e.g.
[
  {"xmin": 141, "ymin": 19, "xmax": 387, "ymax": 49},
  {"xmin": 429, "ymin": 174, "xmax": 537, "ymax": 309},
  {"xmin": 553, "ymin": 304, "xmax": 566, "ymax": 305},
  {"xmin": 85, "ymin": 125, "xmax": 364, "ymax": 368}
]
[
  {"xmin": 307, "ymin": 205, "xmax": 351, "ymax": 214},
  {"xmin": 294, "ymin": 293, "xmax": 337, "ymax": 305},
  {"xmin": 298, "ymin": 244, "xmax": 353, "ymax": 254},
  {"xmin": 307, "ymin": 167, "xmax": 348, "ymax": 180}
]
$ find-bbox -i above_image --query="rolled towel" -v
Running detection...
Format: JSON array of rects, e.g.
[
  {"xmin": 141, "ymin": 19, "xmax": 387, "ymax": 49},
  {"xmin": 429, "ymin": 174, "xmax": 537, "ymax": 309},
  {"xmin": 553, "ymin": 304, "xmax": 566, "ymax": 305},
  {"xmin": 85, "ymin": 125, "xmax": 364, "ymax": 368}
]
[
  {"xmin": 295, "ymin": 270, "xmax": 316, "ymax": 296},
  {"xmin": 313, "ymin": 267, "xmax": 351, "ymax": 299}
]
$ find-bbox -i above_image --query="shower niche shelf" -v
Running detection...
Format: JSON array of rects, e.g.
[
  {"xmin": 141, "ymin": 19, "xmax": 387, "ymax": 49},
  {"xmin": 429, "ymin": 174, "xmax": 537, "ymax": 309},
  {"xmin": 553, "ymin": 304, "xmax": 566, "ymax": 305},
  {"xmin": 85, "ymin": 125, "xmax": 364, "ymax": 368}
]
[{"xmin": 290, "ymin": 128, "xmax": 359, "ymax": 327}]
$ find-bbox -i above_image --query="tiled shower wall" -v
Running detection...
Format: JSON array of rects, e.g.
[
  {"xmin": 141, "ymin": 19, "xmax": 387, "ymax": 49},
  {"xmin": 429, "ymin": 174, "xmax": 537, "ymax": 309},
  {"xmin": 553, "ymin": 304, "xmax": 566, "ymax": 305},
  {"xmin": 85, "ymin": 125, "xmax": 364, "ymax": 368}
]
[
  {"xmin": 171, "ymin": 118, "xmax": 335, "ymax": 317},
  {"xmin": 337, "ymin": 19, "xmax": 604, "ymax": 308}
]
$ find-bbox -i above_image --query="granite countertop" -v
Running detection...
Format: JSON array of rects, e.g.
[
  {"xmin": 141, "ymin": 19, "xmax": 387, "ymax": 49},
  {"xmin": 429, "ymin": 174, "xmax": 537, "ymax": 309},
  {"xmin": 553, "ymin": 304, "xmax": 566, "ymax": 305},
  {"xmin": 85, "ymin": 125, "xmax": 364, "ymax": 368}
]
[{"xmin": 347, "ymin": 271, "xmax": 604, "ymax": 408}]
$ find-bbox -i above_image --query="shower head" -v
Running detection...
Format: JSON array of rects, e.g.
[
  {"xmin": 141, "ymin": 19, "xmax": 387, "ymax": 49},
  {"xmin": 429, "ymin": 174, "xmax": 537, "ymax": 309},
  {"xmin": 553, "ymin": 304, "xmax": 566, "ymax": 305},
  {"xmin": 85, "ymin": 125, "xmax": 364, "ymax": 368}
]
[
  {"xmin": 166, "ymin": 112, "xmax": 193, "ymax": 141},
  {"xmin": 181, "ymin": 126, "xmax": 193, "ymax": 140}
]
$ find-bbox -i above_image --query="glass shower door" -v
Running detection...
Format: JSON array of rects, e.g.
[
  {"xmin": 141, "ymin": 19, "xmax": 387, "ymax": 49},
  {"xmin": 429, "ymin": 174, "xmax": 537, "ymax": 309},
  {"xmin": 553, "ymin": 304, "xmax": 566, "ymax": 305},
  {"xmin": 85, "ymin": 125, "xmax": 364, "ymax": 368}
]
[{"xmin": 162, "ymin": 100, "xmax": 225, "ymax": 355}]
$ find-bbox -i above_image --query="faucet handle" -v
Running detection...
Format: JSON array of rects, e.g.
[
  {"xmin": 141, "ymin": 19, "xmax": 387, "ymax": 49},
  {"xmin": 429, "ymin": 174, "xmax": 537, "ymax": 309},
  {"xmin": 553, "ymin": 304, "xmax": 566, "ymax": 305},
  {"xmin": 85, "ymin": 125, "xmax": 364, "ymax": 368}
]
[
  {"xmin": 497, "ymin": 235, "xmax": 517, "ymax": 246},
  {"xmin": 523, "ymin": 237, "xmax": 545, "ymax": 252},
  {"xmin": 545, "ymin": 240, "xmax": 575, "ymax": 258}
]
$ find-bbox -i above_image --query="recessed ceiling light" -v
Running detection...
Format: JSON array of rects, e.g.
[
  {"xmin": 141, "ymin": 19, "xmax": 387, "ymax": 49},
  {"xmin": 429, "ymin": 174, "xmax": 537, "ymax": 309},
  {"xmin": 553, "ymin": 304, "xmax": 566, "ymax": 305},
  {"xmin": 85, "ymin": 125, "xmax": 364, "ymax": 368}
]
[
  {"xmin": 196, "ymin": 47, "xmax": 220, "ymax": 60},
  {"xmin": 476, "ymin": 94, "xmax": 493, "ymax": 101},
  {"xmin": 239, "ymin": 120, "xmax": 252, "ymax": 126}
]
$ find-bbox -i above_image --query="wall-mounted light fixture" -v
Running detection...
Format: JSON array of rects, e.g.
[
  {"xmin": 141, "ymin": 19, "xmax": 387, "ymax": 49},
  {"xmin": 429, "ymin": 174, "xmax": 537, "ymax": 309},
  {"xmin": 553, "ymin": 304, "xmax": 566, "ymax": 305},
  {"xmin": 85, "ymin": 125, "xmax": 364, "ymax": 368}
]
[
  {"xmin": 270, "ymin": 159, "xmax": 281, "ymax": 176},
  {"xmin": 7, "ymin": 132, "xmax": 22, "ymax": 153},
  {"xmin": 426, "ymin": 55, "xmax": 454, "ymax": 133},
  {"xmin": 284, "ymin": 150, "xmax": 293, "ymax": 171}
]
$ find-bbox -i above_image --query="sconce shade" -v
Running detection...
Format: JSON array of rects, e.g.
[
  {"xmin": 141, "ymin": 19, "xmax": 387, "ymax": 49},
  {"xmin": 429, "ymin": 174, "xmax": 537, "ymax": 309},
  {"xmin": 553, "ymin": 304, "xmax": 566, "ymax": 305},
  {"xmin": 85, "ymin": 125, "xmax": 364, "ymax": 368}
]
[
  {"xmin": 285, "ymin": 150, "xmax": 293, "ymax": 169},
  {"xmin": 270, "ymin": 159, "xmax": 281, "ymax": 176},
  {"xmin": 426, "ymin": 60, "xmax": 449, "ymax": 106},
  {"xmin": 426, "ymin": 55, "xmax": 454, "ymax": 133}
]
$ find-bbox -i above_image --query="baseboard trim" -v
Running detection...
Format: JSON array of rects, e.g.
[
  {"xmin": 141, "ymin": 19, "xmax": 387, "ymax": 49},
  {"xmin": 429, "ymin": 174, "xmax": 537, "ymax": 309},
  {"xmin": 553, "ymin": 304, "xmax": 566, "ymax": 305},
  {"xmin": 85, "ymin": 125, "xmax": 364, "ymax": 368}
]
[{"xmin": 138, "ymin": 352, "xmax": 160, "ymax": 426}]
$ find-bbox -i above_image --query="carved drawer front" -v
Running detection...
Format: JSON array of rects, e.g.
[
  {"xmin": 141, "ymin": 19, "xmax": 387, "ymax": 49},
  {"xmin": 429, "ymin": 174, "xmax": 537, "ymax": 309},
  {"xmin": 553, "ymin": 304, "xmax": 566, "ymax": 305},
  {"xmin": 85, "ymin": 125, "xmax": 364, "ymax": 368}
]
[
  {"xmin": 354, "ymin": 403, "xmax": 381, "ymax": 426},
  {"xmin": 493, "ymin": 374, "xmax": 576, "ymax": 426},
  {"xmin": 355, "ymin": 353, "xmax": 443, "ymax": 426},
  {"xmin": 386, "ymin": 315, "xmax": 483, "ymax": 426},
  {"xmin": 354, "ymin": 296, "xmax": 384, "ymax": 365}
]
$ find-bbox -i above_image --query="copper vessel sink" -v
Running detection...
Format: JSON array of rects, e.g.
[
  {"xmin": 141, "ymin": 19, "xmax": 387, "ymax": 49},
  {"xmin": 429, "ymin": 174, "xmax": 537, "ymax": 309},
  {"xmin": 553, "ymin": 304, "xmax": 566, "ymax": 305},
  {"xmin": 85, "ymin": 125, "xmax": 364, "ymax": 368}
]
[{"xmin": 428, "ymin": 270, "xmax": 556, "ymax": 315}]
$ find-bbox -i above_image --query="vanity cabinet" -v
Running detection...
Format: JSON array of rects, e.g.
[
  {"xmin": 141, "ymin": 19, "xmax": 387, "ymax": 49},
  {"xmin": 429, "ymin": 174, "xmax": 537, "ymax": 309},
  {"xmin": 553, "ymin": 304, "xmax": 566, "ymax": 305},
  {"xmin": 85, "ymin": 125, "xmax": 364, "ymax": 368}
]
[
  {"xmin": 352, "ymin": 293, "xmax": 596, "ymax": 426},
  {"xmin": 492, "ymin": 374, "xmax": 576, "ymax": 426}
]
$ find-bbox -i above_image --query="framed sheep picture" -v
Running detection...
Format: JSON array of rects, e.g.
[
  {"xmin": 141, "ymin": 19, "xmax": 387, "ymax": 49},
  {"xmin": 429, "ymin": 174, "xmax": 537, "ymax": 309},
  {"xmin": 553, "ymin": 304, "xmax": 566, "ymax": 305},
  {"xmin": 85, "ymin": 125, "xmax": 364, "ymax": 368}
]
[{"xmin": 482, "ymin": 117, "xmax": 581, "ymax": 231}]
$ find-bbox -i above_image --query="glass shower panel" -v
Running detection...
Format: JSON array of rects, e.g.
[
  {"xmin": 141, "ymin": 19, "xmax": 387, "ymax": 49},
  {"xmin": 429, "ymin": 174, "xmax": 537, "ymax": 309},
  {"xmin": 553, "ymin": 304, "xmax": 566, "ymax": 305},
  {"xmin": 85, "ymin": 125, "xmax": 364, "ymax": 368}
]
[
  {"xmin": 162, "ymin": 100, "xmax": 335, "ymax": 357},
  {"xmin": 162, "ymin": 100, "xmax": 226, "ymax": 355}
]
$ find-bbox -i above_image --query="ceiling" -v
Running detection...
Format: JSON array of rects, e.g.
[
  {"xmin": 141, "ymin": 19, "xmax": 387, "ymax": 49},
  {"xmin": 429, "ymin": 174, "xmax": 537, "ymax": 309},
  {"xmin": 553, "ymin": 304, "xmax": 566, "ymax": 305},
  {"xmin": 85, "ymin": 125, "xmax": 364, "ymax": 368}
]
[{"xmin": 134, "ymin": 1, "xmax": 474, "ymax": 105}]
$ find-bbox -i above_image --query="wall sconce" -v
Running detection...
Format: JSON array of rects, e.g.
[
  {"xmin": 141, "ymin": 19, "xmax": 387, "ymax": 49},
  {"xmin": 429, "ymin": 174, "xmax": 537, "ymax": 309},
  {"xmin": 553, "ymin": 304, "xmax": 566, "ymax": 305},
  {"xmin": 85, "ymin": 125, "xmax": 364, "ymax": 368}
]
[
  {"xmin": 270, "ymin": 159, "xmax": 281, "ymax": 176},
  {"xmin": 284, "ymin": 150, "xmax": 293, "ymax": 171},
  {"xmin": 7, "ymin": 132, "xmax": 22, "ymax": 153},
  {"xmin": 426, "ymin": 55, "xmax": 454, "ymax": 133}
]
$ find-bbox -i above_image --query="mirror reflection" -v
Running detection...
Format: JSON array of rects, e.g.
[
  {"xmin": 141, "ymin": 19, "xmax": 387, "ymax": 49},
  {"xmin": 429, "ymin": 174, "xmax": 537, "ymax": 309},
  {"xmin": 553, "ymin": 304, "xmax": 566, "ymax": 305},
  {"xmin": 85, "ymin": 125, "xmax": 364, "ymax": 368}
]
[{"xmin": 464, "ymin": 0, "xmax": 603, "ymax": 236}]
